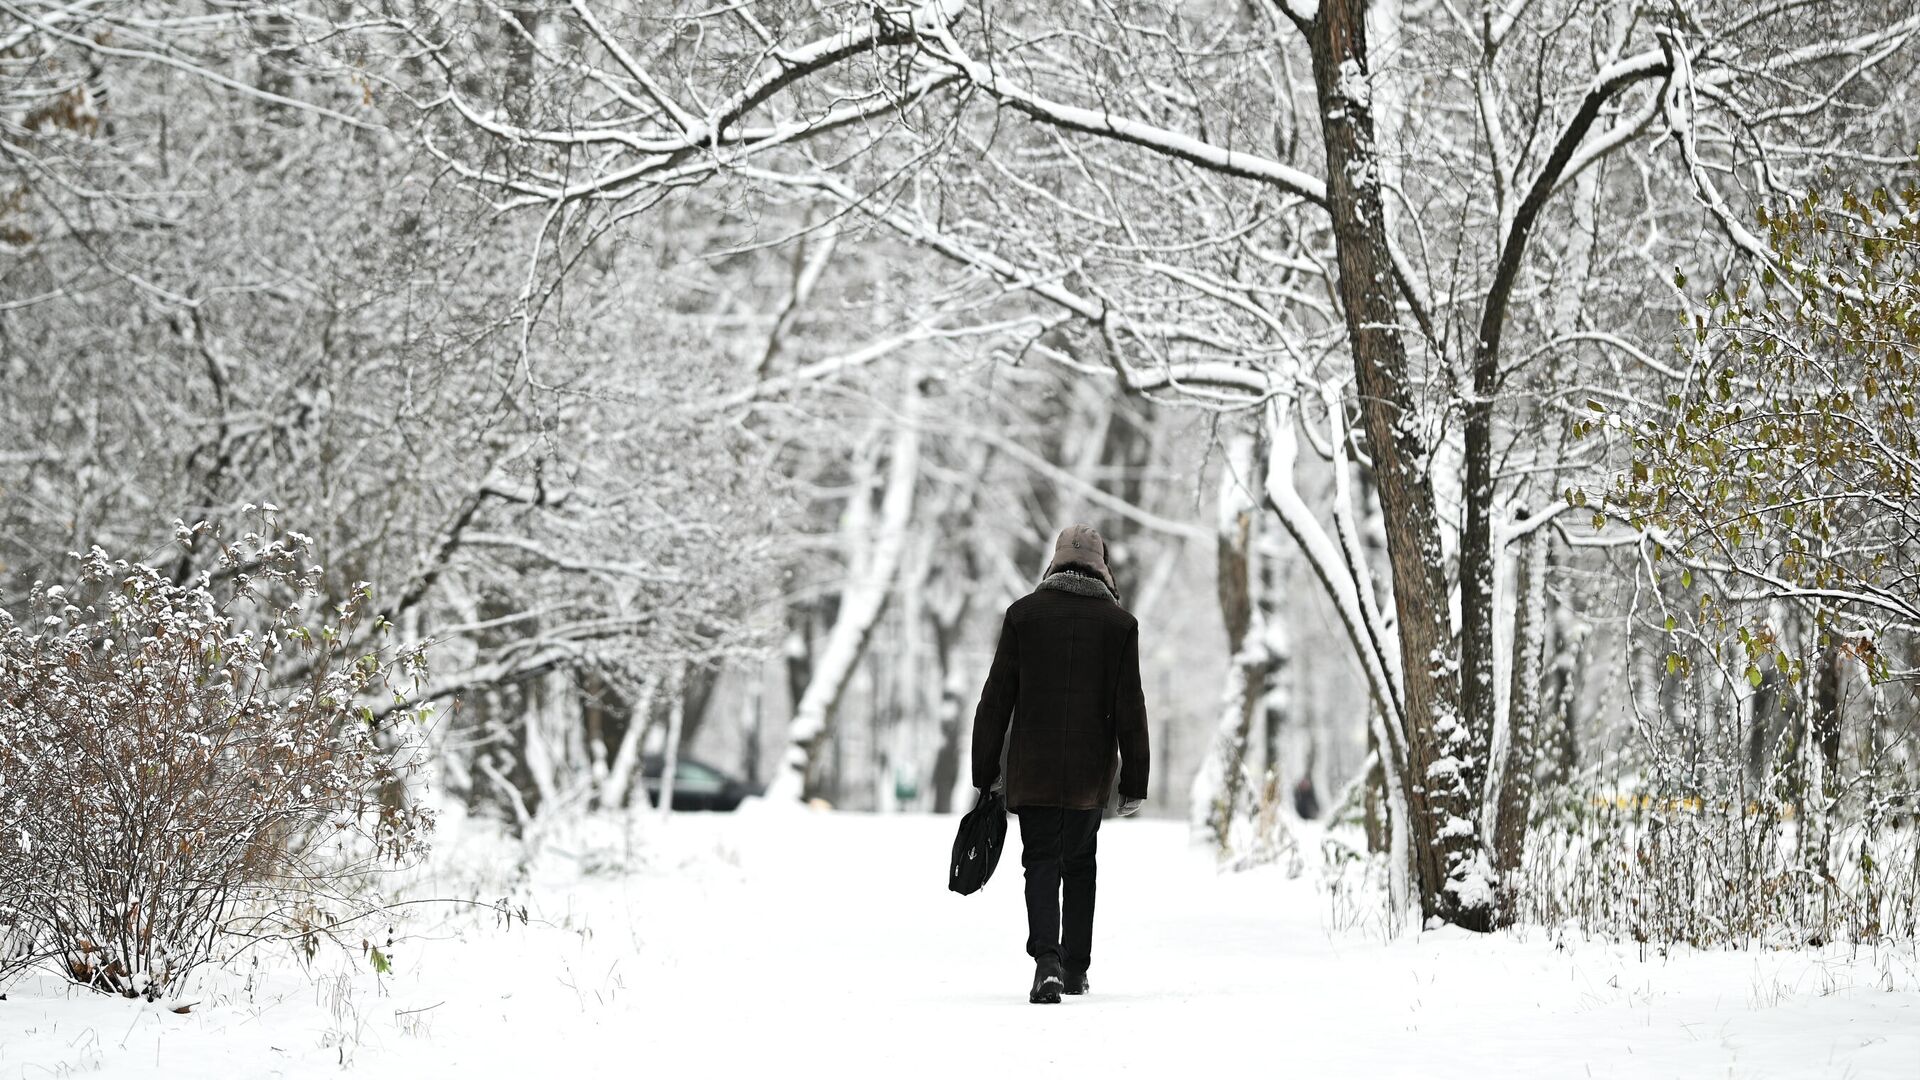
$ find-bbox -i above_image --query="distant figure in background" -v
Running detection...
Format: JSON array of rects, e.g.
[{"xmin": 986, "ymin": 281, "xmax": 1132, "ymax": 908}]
[
  {"xmin": 1291, "ymin": 775, "xmax": 1321, "ymax": 821},
  {"xmin": 971, "ymin": 523, "xmax": 1151, "ymax": 1004}
]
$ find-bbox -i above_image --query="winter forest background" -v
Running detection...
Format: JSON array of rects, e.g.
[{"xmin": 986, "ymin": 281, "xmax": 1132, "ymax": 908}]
[{"xmin": 3, "ymin": 1, "xmax": 1920, "ymax": 1074}]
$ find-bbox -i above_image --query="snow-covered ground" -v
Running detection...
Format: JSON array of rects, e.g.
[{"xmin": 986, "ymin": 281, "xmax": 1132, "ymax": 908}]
[{"xmin": 3, "ymin": 810, "xmax": 1916, "ymax": 1079}]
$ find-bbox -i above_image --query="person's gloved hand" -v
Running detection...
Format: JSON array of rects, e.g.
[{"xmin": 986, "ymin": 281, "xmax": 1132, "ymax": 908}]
[{"xmin": 1118, "ymin": 797, "xmax": 1142, "ymax": 817}]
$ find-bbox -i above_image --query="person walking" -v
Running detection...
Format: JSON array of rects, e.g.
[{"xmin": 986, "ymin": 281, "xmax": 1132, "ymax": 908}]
[{"xmin": 971, "ymin": 523, "xmax": 1151, "ymax": 1004}]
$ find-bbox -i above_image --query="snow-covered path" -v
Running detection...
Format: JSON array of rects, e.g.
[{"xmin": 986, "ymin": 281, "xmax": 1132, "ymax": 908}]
[{"xmin": 3, "ymin": 812, "xmax": 1916, "ymax": 1078}]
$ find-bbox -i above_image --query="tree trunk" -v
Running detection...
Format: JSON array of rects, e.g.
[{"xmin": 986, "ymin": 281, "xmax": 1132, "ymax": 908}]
[
  {"xmin": 923, "ymin": 446, "xmax": 988, "ymax": 813},
  {"xmin": 1539, "ymin": 546, "xmax": 1585, "ymax": 789},
  {"xmin": 1361, "ymin": 738, "xmax": 1388, "ymax": 852},
  {"xmin": 658, "ymin": 664, "xmax": 687, "ymax": 822},
  {"xmin": 928, "ymin": 619, "xmax": 966, "ymax": 813},
  {"xmin": 1096, "ymin": 394, "xmax": 1154, "ymax": 538},
  {"xmin": 765, "ymin": 382, "xmax": 923, "ymax": 802},
  {"xmin": 1307, "ymin": 1, "xmax": 1492, "ymax": 929},
  {"xmin": 1262, "ymin": 396, "xmax": 1411, "ymax": 914},
  {"xmin": 1190, "ymin": 427, "xmax": 1270, "ymax": 849},
  {"xmin": 927, "ymin": 571, "xmax": 973, "ymax": 813},
  {"xmin": 1491, "ymin": 526, "xmax": 1549, "ymax": 921},
  {"xmin": 1356, "ymin": 465, "xmax": 1392, "ymax": 854},
  {"xmin": 674, "ymin": 659, "xmax": 721, "ymax": 754},
  {"xmin": 784, "ymin": 600, "xmax": 816, "ymax": 737},
  {"xmin": 1254, "ymin": 522, "xmax": 1297, "ymax": 809},
  {"xmin": 601, "ymin": 675, "xmax": 661, "ymax": 809},
  {"xmin": 1749, "ymin": 666, "xmax": 1787, "ymax": 792},
  {"xmin": 1812, "ymin": 637, "xmax": 1843, "ymax": 787}
]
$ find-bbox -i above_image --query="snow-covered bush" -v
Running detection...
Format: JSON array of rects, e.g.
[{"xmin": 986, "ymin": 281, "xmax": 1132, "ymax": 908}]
[
  {"xmin": 1516, "ymin": 787, "xmax": 1919, "ymax": 947},
  {"xmin": 0, "ymin": 520, "xmax": 434, "ymax": 999}
]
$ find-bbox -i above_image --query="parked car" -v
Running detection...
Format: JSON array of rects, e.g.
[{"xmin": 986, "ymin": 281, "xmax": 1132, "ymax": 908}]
[{"xmin": 638, "ymin": 755, "xmax": 763, "ymax": 811}]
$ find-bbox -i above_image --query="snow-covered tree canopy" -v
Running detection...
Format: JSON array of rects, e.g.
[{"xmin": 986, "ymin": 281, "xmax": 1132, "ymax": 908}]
[{"xmin": 392, "ymin": 0, "xmax": 1919, "ymax": 929}]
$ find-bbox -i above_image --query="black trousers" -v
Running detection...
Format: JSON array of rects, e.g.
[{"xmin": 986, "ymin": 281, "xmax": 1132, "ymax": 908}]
[{"xmin": 1015, "ymin": 807, "xmax": 1101, "ymax": 973}]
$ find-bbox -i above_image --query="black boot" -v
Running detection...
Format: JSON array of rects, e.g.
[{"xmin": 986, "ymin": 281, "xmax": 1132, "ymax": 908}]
[
  {"xmin": 1063, "ymin": 968, "xmax": 1089, "ymax": 995},
  {"xmin": 1029, "ymin": 957, "xmax": 1065, "ymax": 1004}
]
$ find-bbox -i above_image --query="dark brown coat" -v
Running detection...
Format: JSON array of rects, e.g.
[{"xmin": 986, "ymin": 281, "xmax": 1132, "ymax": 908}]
[{"xmin": 970, "ymin": 581, "xmax": 1151, "ymax": 810}]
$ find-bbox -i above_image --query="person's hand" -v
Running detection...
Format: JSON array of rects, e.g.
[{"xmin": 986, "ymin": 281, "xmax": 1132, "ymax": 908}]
[
  {"xmin": 1118, "ymin": 797, "xmax": 1142, "ymax": 817},
  {"xmin": 989, "ymin": 775, "xmax": 1005, "ymax": 795}
]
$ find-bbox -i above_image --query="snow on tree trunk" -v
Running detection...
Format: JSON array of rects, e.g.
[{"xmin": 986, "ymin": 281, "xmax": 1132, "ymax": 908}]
[
  {"xmin": 601, "ymin": 675, "xmax": 661, "ymax": 809},
  {"xmin": 1321, "ymin": 391, "xmax": 1415, "ymax": 920},
  {"xmin": 1191, "ymin": 427, "xmax": 1267, "ymax": 848},
  {"xmin": 1353, "ymin": 466, "xmax": 1394, "ymax": 854},
  {"xmin": 523, "ymin": 670, "xmax": 588, "ymax": 816},
  {"xmin": 765, "ymin": 384, "xmax": 922, "ymax": 803},
  {"xmin": 1480, "ymin": 510, "xmax": 1524, "ymax": 846},
  {"xmin": 1261, "ymin": 397, "xmax": 1412, "ymax": 918},
  {"xmin": 1489, "ymin": 524, "xmax": 1549, "ymax": 920},
  {"xmin": 1253, "ymin": 524, "xmax": 1298, "ymax": 807},
  {"xmin": 1306, "ymin": 1, "xmax": 1490, "ymax": 929}
]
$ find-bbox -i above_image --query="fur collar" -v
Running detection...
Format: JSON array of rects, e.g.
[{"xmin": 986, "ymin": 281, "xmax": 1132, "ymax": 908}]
[{"xmin": 1036, "ymin": 570, "xmax": 1117, "ymax": 603}]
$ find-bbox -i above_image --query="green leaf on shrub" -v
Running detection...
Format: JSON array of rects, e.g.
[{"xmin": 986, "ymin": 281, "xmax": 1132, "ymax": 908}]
[{"xmin": 370, "ymin": 947, "xmax": 391, "ymax": 974}]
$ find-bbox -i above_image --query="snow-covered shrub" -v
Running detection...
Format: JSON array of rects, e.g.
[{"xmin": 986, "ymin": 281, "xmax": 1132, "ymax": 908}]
[
  {"xmin": 0, "ymin": 520, "xmax": 434, "ymax": 998},
  {"xmin": 1516, "ymin": 748, "xmax": 1919, "ymax": 947}
]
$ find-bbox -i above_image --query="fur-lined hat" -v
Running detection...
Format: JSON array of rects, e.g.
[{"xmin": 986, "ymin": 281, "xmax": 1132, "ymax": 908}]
[{"xmin": 1044, "ymin": 523, "xmax": 1116, "ymax": 595}]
